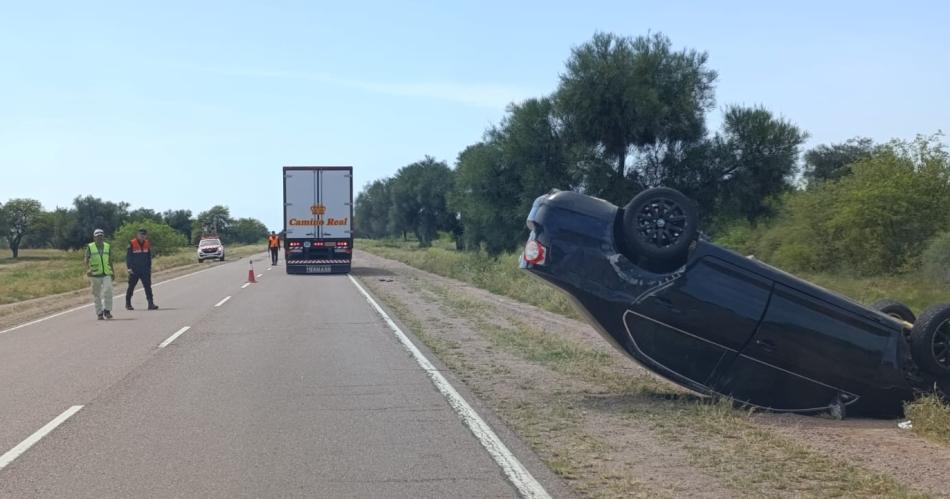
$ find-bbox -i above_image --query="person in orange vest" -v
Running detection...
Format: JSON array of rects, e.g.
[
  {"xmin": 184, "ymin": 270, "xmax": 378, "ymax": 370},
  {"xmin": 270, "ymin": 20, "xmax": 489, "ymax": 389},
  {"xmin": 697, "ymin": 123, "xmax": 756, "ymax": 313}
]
[
  {"xmin": 125, "ymin": 228, "xmax": 158, "ymax": 311},
  {"xmin": 267, "ymin": 231, "xmax": 281, "ymax": 266}
]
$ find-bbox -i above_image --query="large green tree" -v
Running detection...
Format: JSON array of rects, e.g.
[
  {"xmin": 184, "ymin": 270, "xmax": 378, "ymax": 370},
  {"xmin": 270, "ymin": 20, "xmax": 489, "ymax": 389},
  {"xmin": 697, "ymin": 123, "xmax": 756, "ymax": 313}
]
[
  {"xmin": 229, "ymin": 217, "xmax": 268, "ymax": 244},
  {"xmin": 162, "ymin": 209, "xmax": 194, "ymax": 240},
  {"xmin": 128, "ymin": 208, "xmax": 162, "ymax": 223},
  {"xmin": 803, "ymin": 137, "xmax": 878, "ymax": 185},
  {"xmin": 355, "ymin": 179, "xmax": 394, "ymax": 239},
  {"xmin": 0, "ymin": 198, "xmax": 44, "ymax": 258},
  {"xmin": 194, "ymin": 206, "xmax": 232, "ymax": 243},
  {"xmin": 450, "ymin": 141, "xmax": 517, "ymax": 254},
  {"xmin": 711, "ymin": 106, "xmax": 807, "ymax": 223},
  {"xmin": 388, "ymin": 157, "xmax": 456, "ymax": 247},
  {"xmin": 59, "ymin": 196, "xmax": 130, "ymax": 249},
  {"xmin": 556, "ymin": 32, "xmax": 717, "ymax": 203}
]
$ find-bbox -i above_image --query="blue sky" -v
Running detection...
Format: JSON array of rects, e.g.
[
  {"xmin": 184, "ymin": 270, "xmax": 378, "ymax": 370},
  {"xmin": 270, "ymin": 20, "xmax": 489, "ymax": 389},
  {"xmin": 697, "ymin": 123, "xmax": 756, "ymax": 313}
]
[{"xmin": 1, "ymin": 1, "xmax": 947, "ymax": 230}]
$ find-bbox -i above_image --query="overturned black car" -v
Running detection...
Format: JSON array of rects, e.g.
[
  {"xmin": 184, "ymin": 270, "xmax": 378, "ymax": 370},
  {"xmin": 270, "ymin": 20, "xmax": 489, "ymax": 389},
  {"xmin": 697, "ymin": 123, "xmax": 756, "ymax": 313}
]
[{"xmin": 521, "ymin": 187, "xmax": 950, "ymax": 418}]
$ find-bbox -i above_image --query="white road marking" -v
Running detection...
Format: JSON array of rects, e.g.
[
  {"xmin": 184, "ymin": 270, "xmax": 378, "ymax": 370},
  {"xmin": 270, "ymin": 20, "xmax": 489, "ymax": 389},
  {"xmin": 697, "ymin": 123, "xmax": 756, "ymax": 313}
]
[
  {"xmin": 0, "ymin": 405, "xmax": 83, "ymax": 471},
  {"xmin": 158, "ymin": 326, "xmax": 191, "ymax": 348},
  {"xmin": 256, "ymin": 274, "xmax": 263, "ymax": 278},
  {"xmin": 241, "ymin": 283, "xmax": 250, "ymax": 289},
  {"xmin": 0, "ymin": 261, "xmax": 233, "ymax": 336},
  {"xmin": 266, "ymin": 267, "xmax": 272, "ymax": 271},
  {"xmin": 214, "ymin": 296, "xmax": 231, "ymax": 307},
  {"xmin": 347, "ymin": 275, "xmax": 551, "ymax": 499}
]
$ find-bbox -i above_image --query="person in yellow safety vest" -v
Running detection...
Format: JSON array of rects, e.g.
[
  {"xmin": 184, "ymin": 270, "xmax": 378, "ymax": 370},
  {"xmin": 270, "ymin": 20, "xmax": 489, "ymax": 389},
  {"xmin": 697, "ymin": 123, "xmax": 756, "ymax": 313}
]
[
  {"xmin": 268, "ymin": 231, "xmax": 281, "ymax": 266},
  {"xmin": 83, "ymin": 228, "xmax": 115, "ymax": 320}
]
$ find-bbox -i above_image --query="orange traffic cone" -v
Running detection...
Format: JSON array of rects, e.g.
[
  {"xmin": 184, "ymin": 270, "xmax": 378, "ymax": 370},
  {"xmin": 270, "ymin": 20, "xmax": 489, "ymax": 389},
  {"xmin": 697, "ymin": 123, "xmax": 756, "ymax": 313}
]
[{"xmin": 247, "ymin": 260, "xmax": 257, "ymax": 283}]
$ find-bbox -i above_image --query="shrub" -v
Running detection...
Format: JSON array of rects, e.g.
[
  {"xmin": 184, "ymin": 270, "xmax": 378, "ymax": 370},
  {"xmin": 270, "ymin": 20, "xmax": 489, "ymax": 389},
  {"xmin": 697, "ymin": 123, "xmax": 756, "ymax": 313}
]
[
  {"xmin": 739, "ymin": 136, "xmax": 950, "ymax": 275},
  {"xmin": 113, "ymin": 220, "xmax": 187, "ymax": 257},
  {"xmin": 921, "ymin": 232, "xmax": 950, "ymax": 284}
]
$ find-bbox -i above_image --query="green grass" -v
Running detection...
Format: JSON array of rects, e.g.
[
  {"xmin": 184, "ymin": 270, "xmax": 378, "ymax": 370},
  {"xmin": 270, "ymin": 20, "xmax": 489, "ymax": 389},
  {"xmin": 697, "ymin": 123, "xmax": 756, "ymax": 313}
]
[
  {"xmin": 358, "ymin": 238, "xmax": 581, "ymax": 319},
  {"xmin": 0, "ymin": 244, "xmax": 265, "ymax": 305}
]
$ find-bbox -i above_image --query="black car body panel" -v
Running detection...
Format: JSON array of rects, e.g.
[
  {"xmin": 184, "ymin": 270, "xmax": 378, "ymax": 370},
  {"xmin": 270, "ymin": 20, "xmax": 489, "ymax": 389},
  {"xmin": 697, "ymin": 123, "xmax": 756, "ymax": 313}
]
[{"xmin": 521, "ymin": 191, "xmax": 921, "ymax": 417}]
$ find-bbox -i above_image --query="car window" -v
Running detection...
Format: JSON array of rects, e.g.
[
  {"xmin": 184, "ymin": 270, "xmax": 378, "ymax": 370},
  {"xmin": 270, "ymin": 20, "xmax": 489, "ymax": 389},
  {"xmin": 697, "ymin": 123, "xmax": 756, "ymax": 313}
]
[{"xmin": 200, "ymin": 239, "xmax": 221, "ymax": 246}]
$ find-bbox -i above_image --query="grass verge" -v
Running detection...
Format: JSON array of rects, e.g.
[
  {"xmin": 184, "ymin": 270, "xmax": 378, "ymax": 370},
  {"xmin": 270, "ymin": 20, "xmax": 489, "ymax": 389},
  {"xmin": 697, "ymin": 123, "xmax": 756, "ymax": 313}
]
[{"xmin": 0, "ymin": 244, "xmax": 264, "ymax": 305}]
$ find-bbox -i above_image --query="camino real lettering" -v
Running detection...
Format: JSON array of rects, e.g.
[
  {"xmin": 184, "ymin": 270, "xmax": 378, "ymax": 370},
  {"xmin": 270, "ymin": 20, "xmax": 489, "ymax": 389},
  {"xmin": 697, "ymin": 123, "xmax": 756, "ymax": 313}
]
[{"xmin": 288, "ymin": 217, "xmax": 348, "ymax": 226}]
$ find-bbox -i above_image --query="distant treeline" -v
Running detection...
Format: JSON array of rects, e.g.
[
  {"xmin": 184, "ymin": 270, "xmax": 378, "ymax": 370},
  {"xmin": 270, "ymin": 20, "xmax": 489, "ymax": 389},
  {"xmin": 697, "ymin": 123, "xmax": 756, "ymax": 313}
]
[
  {"xmin": 0, "ymin": 197, "xmax": 268, "ymax": 258},
  {"xmin": 355, "ymin": 31, "xmax": 950, "ymax": 279}
]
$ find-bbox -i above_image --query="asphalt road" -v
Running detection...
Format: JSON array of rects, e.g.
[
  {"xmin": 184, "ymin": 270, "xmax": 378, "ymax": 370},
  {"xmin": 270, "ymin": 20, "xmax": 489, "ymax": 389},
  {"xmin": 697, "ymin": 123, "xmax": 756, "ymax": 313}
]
[{"xmin": 0, "ymin": 255, "xmax": 548, "ymax": 498}]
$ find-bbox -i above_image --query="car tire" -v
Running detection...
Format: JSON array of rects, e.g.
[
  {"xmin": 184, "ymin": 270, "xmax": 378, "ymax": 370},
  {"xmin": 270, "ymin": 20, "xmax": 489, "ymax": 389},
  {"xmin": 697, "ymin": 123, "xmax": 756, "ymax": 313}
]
[
  {"xmin": 198, "ymin": 258, "xmax": 204, "ymax": 263},
  {"xmin": 622, "ymin": 187, "xmax": 698, "ymax": 264},
  {"xmin": 909, "ymin": 304, "xmax": 950, "ymax": 377},
  {"xmin": 870, "ymin": 299, "xmax": 916, "ymax": 323},
  {"xmin": 219, "ymin": 256, "xmax": 225, "ymax": 261}
]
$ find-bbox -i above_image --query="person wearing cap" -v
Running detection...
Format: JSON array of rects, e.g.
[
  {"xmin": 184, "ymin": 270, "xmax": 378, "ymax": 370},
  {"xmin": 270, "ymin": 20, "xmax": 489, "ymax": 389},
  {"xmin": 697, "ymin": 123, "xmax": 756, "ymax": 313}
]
[
  {"xmin": 125, "ymin": 228, "xmax": 158, "ymax": 311},
  {"xmin": 84, "ymin": 229, "xmax": 115, "ymax": 320}
]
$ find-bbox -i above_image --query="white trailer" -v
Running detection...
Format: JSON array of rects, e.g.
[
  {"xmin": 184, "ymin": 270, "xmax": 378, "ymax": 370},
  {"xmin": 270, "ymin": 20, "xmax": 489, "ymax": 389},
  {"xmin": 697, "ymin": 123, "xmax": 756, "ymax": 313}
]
[{"xmin": 283, "ymin": 166, "xmax": 353, "ymax": 274}]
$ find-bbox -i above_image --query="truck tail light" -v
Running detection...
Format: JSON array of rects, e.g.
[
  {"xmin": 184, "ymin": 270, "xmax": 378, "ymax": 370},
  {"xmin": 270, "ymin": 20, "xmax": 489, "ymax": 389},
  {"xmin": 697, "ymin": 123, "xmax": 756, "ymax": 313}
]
[
  {"xmin": 523, "ymin": 240, "xmax": 546, "ymax": 265},
  {"xmin": 336, "ymin": 241, "xmax": 349, "ymax": 247}
]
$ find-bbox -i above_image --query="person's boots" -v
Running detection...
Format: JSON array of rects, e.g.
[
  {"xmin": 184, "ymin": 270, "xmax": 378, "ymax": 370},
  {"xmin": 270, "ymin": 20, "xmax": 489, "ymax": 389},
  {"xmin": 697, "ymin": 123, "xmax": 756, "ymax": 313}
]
[
  {"xmin": 103, "ymin": 310, "xmax": 113, "ymax": 320},
  {"xmin": 126, "ymin": 303, "xmax": 134, "ymax": 310},
  {"xmin": 97, "ymin": 312, "xmax": 104, "ymax": 320},
  {"xmin": 148, "ymin": 302, "xmax": 159, "ymax": 310}
]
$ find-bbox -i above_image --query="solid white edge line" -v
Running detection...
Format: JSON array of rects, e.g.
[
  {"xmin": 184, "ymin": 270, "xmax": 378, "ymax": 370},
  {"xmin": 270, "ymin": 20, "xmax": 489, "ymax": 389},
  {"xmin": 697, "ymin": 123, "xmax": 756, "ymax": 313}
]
[
  {"xmin": 0, "ymin": 405, "xmax": 83, "ymax": 471},
  {"xmin": 0, "ymin": 260, "xmax": 231, "ymax": 336},
  {"xmin": 214, "ymin": 296, "xmax": 231, "ymax": 307},
  {"xmin": 347, "ymin": 275, "xmax": 550, "ymax": 499},
  {"xmin": 241, "ymin": 283, "xmax": 250, "ymax": 289},
  {"xmin": 158, "ymin": 326, "xmax": 191, "ymax": 348}
]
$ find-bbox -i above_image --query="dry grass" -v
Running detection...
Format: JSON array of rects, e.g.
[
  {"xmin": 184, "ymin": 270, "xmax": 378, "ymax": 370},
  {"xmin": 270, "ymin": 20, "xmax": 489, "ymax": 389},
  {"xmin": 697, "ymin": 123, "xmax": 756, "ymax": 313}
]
[
  {"xmin": 905, "ymin": 393, "xmax": 950, "ymax": 447},
  {"xmin": 0, "ymin": 244, "xmax": 264, "ymax": 305}
]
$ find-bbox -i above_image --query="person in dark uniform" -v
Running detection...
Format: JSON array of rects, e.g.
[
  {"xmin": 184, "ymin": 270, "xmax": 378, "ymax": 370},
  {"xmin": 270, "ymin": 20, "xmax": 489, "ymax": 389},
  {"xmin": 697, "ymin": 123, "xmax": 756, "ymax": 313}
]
[
  {"xmin": 125, "ymin": 228, "xmax": 159, "ymax": 310},
  {"xmin": 267, "ymin": 231, "xmax": 280, "ymax": 266}
]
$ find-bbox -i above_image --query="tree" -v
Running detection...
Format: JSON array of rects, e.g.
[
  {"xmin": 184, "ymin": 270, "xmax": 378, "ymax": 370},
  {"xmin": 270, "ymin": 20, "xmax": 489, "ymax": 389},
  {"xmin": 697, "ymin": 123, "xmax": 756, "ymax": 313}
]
[
  {"xmin": 388, "ymin": 157, "xmax": 455, "ymax": 247},
  {"xmin": 748, "ymin": 135, "xmax": 950, "ymax": 275},
  {"xmin": 0, "ymin": 198, "xmax": 44, "ymax": 258},
  {"xmin": 556, "ymin": 32, "xmax": 717, "ymax": 203},
  {"xmin": 162, "ymin": 209, "xmax": 194, "ymax": 240},
  {"xmin": 128, "ymin": 208, "xmax": 162, "ymax": 223},
  {"xmin": 194, "ymin": 206, "xmax": 232, "ymax": 243},
  {"xmin": 451, "ymin": 141, "xmax": 520, "ymax": 254},
  {"xmin": 501, "ymin": 97, "xmax": 574, "ymax": 219},
  {"xmin": 451, "ymin": 98, "xmax": 576, "ymax": 255},
  {"xmin": 710, "ymin": 106, "xmax": 807, "ymax": 223},
  {"xmin": 59, "ymin": 196, "xmax": 130, "ymax": 249},
  {"xmin": 803, "ymin": 137, "xmax": 878, "ymax": 185},
  {"xmin": 355, "ymin": 179, "xmax": 394, "ymax": 239},
  {"xmin": 229, "ymin": 217, "xmax": 268, "ymax": 244}
]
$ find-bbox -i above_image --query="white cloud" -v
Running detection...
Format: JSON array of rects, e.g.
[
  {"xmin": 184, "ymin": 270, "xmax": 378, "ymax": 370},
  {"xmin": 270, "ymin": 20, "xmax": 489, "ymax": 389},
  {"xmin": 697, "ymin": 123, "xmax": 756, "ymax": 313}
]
[{"xmin": 200, "ymin": 66, "xmax": 528, "ymax": 109}]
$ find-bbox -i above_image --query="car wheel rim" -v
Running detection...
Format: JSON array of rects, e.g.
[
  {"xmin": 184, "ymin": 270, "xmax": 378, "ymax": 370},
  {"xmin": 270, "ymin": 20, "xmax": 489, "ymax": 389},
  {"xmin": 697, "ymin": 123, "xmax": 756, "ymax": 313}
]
[
  {"xmin": 636, "ymin": 198, "xmax": 688, "ymax": 249},
  {"xmin": 933, "ymin": 318, "xmax": 950, "ymax": 369}
]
